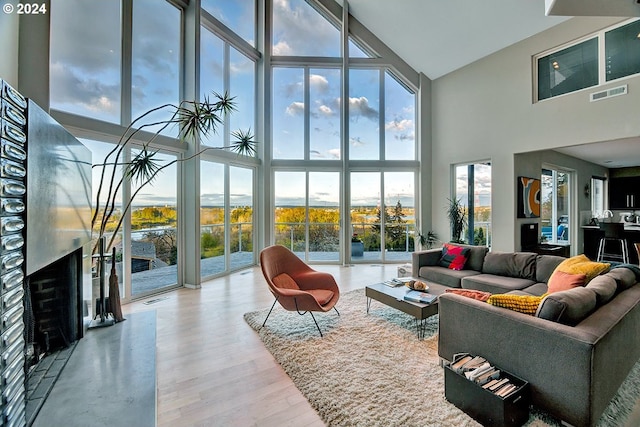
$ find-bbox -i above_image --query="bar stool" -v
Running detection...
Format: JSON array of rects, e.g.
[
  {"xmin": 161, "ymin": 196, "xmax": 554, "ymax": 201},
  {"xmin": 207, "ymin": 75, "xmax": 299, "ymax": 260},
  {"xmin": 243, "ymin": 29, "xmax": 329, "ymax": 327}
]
[{"xmin": 597, "ymin": 223, "xmax": 629, "ymax": 264}]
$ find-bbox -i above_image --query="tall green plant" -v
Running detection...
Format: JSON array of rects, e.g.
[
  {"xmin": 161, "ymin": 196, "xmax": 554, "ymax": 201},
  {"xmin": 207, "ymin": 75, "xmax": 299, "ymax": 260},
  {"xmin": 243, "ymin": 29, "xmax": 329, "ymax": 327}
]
[
  {"xmin": 92, "ymin": 91, "xmax": 257, "ymax": 254},
  {"xmin": 447, "ymin": 197, "xmax": 466, "ymax": 243}
]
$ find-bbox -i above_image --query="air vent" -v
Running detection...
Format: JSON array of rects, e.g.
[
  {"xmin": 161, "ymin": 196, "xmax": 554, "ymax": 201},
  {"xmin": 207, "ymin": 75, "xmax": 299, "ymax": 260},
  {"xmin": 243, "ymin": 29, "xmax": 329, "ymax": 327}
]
[{"xmin": 590, "ymin": 84, "xmax": 628, "ymax": 102}]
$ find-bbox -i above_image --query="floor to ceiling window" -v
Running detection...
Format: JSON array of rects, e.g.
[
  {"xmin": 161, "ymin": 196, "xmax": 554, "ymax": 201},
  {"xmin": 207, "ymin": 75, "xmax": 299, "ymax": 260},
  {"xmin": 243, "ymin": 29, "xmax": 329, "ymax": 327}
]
[
  {"xmin": 541, "ymin": 167, "xmax": 571, "ymax": 244},
  {"xmin": 454, "ymin": 162, "xmax": 492, "ymax": 246},
  {"xmin": 271, "ymin": 1, "xmax": 419, "ymax": 263},
  {"xmin": 45, "ymin": 0, "xmax": 421, "ymax": 299}
]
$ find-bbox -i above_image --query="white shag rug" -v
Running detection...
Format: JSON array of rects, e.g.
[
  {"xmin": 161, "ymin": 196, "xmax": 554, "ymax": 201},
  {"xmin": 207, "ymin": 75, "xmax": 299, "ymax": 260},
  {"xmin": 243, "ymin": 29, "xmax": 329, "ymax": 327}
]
[{"xmin": 244, "ymin": 288, "xmax": 640, "ymax": 427}]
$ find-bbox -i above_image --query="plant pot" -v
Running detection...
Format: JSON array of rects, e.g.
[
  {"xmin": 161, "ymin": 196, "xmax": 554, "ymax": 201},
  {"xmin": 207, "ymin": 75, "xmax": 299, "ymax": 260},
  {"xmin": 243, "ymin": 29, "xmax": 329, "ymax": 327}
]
[{"xmin": 351, "ymin": 241, "xmax": 364, "ymax": 257}]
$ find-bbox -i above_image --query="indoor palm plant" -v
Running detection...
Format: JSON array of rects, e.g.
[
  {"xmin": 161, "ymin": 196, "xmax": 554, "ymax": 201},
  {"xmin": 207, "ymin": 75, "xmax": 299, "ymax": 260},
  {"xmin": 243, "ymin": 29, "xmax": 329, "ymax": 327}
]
[
  {"xmin": 447, "ymin": 197, "xmax": 466, "ymax": 244},
  {"xmin": 92, "ymin": 91, "xmax": 256, "ymax": 255}
]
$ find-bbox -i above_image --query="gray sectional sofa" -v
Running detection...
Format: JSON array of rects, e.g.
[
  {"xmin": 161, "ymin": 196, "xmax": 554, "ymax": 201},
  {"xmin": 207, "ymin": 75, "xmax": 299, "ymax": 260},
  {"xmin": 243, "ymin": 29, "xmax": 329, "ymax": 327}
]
[{"xmin": 412, "ymin": 243, "xmax": 640, "ymax": 427}]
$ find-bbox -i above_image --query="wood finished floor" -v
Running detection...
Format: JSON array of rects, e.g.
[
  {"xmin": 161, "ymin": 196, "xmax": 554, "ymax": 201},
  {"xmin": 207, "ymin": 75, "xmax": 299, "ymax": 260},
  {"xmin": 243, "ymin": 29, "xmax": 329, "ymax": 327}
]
[
  {"xmin": 122, "ymin": 263, "xmax": 640, "ymax": 427},
  {"xmin": 122, "ymin": 263, "xmax": 387, "ymax": 427}
]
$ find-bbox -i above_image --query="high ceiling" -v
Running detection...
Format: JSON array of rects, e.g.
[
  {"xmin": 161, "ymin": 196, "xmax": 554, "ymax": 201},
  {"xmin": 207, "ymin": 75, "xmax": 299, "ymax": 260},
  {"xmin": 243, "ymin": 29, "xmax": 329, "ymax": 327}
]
[
  {"xmin": 344, "ymin": 0, "xmax": 569, "ymax": 80},
  {"xmin": 342, "ymin": 0, "xmax": 640, "ymax": 168},
  {"xmin": 343, "ymin": 0, "xmax": 640, "ymax": 80}
]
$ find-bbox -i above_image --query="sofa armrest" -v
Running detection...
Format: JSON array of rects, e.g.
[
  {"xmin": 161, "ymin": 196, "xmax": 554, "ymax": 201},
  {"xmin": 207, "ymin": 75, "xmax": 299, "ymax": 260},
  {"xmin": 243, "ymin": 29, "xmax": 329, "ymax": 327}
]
[{"xmin": 412, "ymin": 248, "xmax": 442, "ymax": 276}]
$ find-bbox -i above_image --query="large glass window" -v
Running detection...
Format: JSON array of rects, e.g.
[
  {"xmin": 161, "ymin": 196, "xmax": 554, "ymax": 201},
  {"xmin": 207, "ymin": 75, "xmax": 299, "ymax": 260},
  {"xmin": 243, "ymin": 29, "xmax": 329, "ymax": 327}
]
[
  {"xmin": 605, "ymin": 20, "xmax": 640, "ymax": 82},
  {"xmin": 272, "ymin": 68, "xmax": 305, "ymax": 159},
  {"xmin": 230, "ymin": 166, "xmax": 254, "ymax": 268},
  {"xmin": 455, "ymin": 163, "xmax": 492, "ymax": 246},
  {"xmin": 537, "ymin": 38, "xmax": 598, "ymax": 101},
  {"xmin": 272, "ymin": 0, "xmax": 340, "ymax": 57},
  {"xmin": 229, "ymin": 48, "xmax": 256, "ymax": 144},
  {"xmin": 309, "ymin": 69, "xmax": 341, "ymax": 159},
  {"xmin": 274, "ymin": 171, "xmax": 306, "ymax": 255},
  {"xmin": 200, "ymin": 161, "xmax": 225, "ymax": 276},
  {"xmin": 274, "ymin": 171, "xmax": 340, "ymax": 262},
  {"xmin": 132, "ymin": 0, "xmax": 180, "ymax": 136},
  {"xmin": 383, "ymin": 172, "xmax": 415, "ymax": 259},
  {"xmin": 50, "ymin": 0, "xmax": 122, "ymax": 123},
  {"xmin": 349, "ymin": 69, "xmax": 380, "ymax": 160},
  {"xmin": 130, "ymin": 151, "xmax": 178, "ymax": 296},
  {"xmin": 385, "ymin": 72, "xmax": 416, "ymax": 161},
  {"xmin": 200, "ymin": 29, "xmax": 225, "ymax": 147},
  {"xmin": 541, "ymin": 168, "xmax": 571, "ymax": 244},
  {"xmin": 201, "ymin": 0, "xmax": 256, "ymax": 47},
  {"xmin": 350, "ymin": 172, "xmax": 381, "ymax": 261}
]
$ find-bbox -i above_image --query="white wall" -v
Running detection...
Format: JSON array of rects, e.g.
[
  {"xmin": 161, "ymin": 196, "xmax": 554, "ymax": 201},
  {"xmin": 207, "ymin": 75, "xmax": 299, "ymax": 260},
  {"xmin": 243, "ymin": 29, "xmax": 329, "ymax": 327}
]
[
  {"xmin": 0, "ymin": 11, "xmax": 19, "ymax": 86},
  {"xmin": 431, "ymin": 17, "xmax": 640, "ymax": 252}
]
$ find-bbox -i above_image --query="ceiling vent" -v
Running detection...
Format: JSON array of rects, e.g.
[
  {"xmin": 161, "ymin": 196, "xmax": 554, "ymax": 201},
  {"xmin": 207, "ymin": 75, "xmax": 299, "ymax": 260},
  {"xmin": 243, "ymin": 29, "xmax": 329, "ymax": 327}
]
[{"xmin": 589, "ymin": 84, "xmax": 628, "ymax": 102}]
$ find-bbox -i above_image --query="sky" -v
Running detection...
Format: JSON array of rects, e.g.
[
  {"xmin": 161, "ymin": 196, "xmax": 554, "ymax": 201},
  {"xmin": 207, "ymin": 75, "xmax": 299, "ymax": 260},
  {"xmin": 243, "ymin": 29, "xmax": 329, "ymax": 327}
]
[{"xmin": 50, "ymin": 0, "xmax": 421, "ymax": 209}]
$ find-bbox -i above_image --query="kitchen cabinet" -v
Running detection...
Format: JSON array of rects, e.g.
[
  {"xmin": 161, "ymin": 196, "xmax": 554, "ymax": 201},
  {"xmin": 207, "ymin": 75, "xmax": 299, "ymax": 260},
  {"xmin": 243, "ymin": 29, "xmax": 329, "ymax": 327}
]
[{"xmin": 609, "ymin": 176, "xmax": 640, "ymax": 209}]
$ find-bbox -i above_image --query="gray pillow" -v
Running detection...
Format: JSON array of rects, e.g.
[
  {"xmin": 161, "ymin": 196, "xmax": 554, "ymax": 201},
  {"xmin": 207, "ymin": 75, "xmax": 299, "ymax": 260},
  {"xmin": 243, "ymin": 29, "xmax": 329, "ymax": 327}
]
[
  {"xmin": 606, "ymin": 268, "xmax": 636, "ymax": 291},
  {"xmin": 535, "ymin": 255, "xmax": 566, "ymax": 283},
  {"xmin": 536, "ymin": 287, "xmax": 597, "ymax": 325},
  {"xmin": 482, "ymin": 251, "xmax": 537, "ymax": 280},
  {"xmin": 585, "ymin": 275, "xmax": 617, "ymax": 306}
]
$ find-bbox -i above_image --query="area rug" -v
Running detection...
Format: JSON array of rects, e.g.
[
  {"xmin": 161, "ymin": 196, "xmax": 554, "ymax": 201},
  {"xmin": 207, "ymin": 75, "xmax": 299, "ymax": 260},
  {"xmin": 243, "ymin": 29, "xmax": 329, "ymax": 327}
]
[{"xmin": 244, "ymin": 288, "xmax": 640, "ymax": 427}]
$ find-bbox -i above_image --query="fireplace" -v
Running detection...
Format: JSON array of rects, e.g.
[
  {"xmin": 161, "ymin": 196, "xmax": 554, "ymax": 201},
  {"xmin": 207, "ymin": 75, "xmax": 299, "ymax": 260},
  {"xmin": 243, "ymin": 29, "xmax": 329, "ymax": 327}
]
[
  {"xmin": 0, "ymin": 80, "xmax": 92, "ymax": 427},
  {"xmin": 24, "ymin": 248, "xmax": 84, "ymax": 373}
]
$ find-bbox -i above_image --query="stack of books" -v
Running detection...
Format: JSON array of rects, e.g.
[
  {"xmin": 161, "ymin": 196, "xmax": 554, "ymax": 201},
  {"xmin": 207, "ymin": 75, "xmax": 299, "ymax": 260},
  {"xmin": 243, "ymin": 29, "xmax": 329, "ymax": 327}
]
[
  {"xmin": 403, "ymin": 290, "xmax": 437, "ymax": 304},
  {"xmin": 450, "ymin": 354, "xmax": 520, "ymax": 398}
]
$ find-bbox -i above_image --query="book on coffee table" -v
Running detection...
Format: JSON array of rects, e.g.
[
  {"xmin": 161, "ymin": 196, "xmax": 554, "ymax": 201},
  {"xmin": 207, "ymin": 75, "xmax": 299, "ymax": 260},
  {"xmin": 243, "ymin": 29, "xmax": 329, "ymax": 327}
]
[{"xmin": 403, "ymin": 290, "xmax": 437, "ymax": 304}]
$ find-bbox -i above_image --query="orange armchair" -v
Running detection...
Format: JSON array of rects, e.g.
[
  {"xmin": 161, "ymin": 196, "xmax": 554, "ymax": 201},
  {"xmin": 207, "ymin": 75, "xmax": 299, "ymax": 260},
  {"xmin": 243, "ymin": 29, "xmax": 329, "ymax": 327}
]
[{"xmin": 259, "ymin": 245, "xmax": 340, "ymax": 336}]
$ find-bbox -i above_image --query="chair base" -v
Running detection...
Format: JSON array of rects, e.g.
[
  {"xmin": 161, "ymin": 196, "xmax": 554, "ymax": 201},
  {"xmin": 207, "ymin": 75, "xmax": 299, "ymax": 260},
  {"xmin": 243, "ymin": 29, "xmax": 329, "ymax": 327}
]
[{"xmin": 261, "ymin": 297, "xmax": 340, "ymax": 337}]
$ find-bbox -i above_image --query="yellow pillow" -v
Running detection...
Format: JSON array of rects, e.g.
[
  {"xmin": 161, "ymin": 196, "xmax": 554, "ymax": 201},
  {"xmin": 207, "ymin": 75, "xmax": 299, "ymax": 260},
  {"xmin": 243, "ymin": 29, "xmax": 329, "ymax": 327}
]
[
  {"xmin": 553, "ymin": 255, "xmax": 610, "ymax": 283},
  {"xmin": 487, "ymin": 294, "xmax": 546, "ymax": 315}
]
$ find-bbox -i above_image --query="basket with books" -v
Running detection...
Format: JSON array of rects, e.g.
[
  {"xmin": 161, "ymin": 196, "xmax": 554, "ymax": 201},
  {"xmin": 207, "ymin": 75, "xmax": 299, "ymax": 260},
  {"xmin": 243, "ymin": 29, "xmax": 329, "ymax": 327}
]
[{"xmin": 445, "ymin": 353, "xmax": 530, "ymax": 427}]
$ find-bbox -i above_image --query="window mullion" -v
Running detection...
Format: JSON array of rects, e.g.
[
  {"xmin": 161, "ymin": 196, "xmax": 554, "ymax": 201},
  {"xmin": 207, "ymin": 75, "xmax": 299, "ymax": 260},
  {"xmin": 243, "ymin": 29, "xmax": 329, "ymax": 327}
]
[
  {"xmin": 121, "ymin": 0, "xmax": 133, "ymax": 126},
  {"xmin": 304, "ymin": 67, "xmax": 311, "ymax": 161}
]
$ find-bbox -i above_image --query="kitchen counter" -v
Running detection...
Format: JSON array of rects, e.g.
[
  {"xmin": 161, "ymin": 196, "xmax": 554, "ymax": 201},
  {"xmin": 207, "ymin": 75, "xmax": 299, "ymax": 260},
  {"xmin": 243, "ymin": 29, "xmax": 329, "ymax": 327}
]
[{"xmin": 581, "ymin": 224, "xmax": 640, "ymax": 231}]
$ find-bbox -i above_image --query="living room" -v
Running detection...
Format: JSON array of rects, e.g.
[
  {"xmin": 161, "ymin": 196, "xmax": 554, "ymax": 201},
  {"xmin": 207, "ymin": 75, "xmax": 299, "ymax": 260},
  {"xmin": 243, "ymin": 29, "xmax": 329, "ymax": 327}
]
[{"xmin": 2, "ymin": 0, "xmax": 640, "ymax": 426}]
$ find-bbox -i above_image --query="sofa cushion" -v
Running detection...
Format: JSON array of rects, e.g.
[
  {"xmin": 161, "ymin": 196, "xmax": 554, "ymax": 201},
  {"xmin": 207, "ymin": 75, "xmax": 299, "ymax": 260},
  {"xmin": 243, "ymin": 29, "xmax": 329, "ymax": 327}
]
[
  {"xmin": 536, "ymin": 287, "xmax": 597, "ymax": 325},
  {"xmin": 461, "ymin": 274, "xmax": 536, "ymax": 294},
  {"xmin": 445, "ymin": 288, "xmax": 492, "ymax": 301},
  {"xmin": 438, "ymin": 243, "xmax": 489, "ymax": 271},
  {"xmin": 418, "ymin": 266, "xmax": 481, "ymax": 288},
  {"xmin": 520, "ymin": 282, "xmax": 549, "ymax": 296},
  {"xmin": 606, "ymin": 267, "xmax": 637, "ymax": 291},
  {"xmin": 585, "ymin": 275, "xmax": 617, "ymax": 305},
  {"xmin": 438, "ymin": 243, "xmax": 470, "ymax": 270},
  {"xmin": 552, "ymin": 254, "xmax": 610, "ymax": 284},
  {"xmin": 482, "ymin": 251, "xmax": 537, "ymax": 280},
  {"xmin": 547, "ymin": 270, "xmax": 587, "ymax": 294},
  {"xmin": 487, "ymin": 293, "xmax": 545, "ymax": 315},
  {"xmin": 535, "ymin": 255, "xmax": 566, "ymax": 283}
]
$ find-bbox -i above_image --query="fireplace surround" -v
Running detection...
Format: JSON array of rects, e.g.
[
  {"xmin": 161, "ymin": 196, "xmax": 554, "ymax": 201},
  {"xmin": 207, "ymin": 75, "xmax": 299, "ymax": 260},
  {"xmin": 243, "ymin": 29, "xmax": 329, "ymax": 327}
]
[{"xmin": 1, "ymin": 80, "xmax": 92, "ymax": 427}]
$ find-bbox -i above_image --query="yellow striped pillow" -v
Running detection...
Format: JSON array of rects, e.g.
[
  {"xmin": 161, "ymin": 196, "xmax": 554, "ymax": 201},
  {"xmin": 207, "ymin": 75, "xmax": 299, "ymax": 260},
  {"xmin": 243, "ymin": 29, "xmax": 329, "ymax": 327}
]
[{"xmin": 487, "ymin": 294, "xmax": 547, "ymax": 315}]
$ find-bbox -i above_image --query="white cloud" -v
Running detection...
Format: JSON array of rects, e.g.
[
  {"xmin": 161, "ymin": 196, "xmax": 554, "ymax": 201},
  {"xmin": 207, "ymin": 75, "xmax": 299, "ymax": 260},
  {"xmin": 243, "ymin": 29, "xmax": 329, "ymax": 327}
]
[
  {"xmin": 385, "ymin": 119, "xmax": 414, "ymax": 133},
  {"xmin": 272, "ymin": 40, "xmax": 293, "ymax": 56},
  {"xmin": 318, "ymin": 105, "xmax": 333, "ymax": 116},
  {"xmin": 349, "ymin": 97, "xmax": 378, "ymax": 120},
  {"xmin": 328, "ymin": 148, "xmax": 341, "ymax": 159},
  {"xmin": 309, "ymin": 74, "xmax": 329, "ymax": 92},
  {"xmin": 286, "ymin": 101, "xmax": 305, "ymax": 116}
]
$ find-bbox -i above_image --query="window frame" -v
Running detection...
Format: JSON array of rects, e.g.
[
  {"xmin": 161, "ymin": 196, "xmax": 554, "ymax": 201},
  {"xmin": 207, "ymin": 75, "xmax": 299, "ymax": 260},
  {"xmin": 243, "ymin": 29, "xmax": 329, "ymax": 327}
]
[{"xmin": 533, "ymin": 18, "xmax": 640, "ymax": 103}]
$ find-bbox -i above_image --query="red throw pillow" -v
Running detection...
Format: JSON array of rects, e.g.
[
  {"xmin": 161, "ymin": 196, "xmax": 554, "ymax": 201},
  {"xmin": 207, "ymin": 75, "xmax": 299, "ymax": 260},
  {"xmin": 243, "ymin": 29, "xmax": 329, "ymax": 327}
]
[
  {"xmin": 445, "ymin": 289, "xmax": 492, "ymax": 302},
  {"xmin": 547, "ymin": 270, "xmax": 587, "ymax": 294},
  {"xmin": 438, "ymin": 243, "xmax": 470, "ymax": 270}
]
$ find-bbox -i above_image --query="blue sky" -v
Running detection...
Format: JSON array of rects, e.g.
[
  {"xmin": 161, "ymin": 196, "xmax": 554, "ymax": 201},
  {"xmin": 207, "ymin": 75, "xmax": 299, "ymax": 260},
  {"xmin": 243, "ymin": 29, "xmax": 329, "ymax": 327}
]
[{"xmin": 50, "ymin": 0, "xmax": 418, "ymax": 209}]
